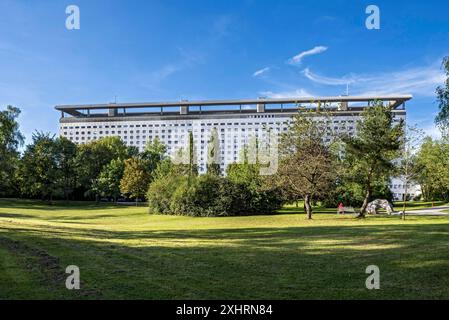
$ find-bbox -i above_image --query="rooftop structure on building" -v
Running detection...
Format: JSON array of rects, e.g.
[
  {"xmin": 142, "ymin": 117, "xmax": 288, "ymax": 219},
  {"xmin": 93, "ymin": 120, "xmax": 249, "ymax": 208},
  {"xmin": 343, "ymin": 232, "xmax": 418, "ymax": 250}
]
[{"xmin": 56, "ymin": 95, "xmax": 411, "ymax": 119}]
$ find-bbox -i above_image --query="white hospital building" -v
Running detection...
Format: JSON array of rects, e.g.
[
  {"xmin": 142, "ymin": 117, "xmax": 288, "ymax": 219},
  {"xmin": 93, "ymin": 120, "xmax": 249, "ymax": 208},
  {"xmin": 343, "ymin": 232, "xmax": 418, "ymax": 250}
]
[{"xmin": 56, "ymin": 95, "xmax": 418, "ymax": 200}]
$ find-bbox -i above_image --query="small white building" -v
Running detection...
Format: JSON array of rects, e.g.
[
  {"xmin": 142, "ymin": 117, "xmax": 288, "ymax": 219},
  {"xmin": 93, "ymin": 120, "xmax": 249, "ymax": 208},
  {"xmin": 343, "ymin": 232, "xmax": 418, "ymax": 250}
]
[{"xmin": 389, "ymin": 177, "xmax": 422, "ymax": 201}]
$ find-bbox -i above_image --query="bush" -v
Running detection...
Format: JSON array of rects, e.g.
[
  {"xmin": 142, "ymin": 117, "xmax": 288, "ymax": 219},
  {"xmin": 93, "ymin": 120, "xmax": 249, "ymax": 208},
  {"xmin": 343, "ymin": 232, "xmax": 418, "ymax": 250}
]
[
  {"xmin": 171, "ymin": 175, "xmax": 229, "ymax": 216},
  {"xmin": 147, "ymin": 174, "xmax": 186, "ymax": 214},
  {"xmin": 147, "ymin": 173, "xmax": 283, "ymax": 217}
]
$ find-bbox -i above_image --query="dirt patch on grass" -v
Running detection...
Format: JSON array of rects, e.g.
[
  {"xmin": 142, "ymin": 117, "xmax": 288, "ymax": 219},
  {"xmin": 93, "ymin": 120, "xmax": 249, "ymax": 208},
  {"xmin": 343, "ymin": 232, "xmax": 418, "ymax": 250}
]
[{"xmin": 0, "ymin": 237, "xmax": 102, "ymax": 299}]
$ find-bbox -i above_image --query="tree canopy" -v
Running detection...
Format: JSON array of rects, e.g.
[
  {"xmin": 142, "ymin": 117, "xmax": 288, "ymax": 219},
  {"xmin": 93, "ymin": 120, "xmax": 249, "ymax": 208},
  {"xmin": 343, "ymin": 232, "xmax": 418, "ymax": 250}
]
[
  {"xmin": 276, "ymin": 110, "xmax": 337, "ymax": 219},
  {"xmin": 435, "ymin": 56, "xmax": 449, "ymax": 135},
  {"xmin": 342, "ymin": 102, "xmax": 404, "ymax": 217},
  {"xmin": 0, "ymin": 106, "xmax": 24, "ymax": 196}
]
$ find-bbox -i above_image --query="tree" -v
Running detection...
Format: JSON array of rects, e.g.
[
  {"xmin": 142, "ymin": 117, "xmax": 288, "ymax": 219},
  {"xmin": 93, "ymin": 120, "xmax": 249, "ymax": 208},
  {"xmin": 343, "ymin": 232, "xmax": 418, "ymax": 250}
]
[
  {"xmin": 206, "ymin": 128, "xmax": 221, "ymax": 176},
  {"xmin": 0, "ymin": 106, "xmax": 24, "ymax": 196},
  {"xmin": 172, "ymin": 131, "xmax": 198, "ymax": 176},
  {"xmin": 75, "ymin": 136, "xmax": 130, "ymax": 199},
  {"xmin": 141, "ymin": 137, "xmax": 167, "ymax": 172},
  {"xmin": 398, "ymin": 125, "xmax": 424, "ymax": 219},
  {"xmin": 151, "ymin": 158, "xmax": 175, "ymax": 180},
  {"xmin": 120, "ymin": 157, "xmax": 151, "ymax": 204},
  {"xmin": 435, "ymin": 56, "xmax": 449, "ymax": 136},
  {"xmin": 227, "ymin": 144, "xmax": 260, "ymax": 188},
  {"xmin": 55, "ymin": 137, "xmax": 78, "ymax": 200},
  {"xmin": 414, "ymin": 137, "xmax": 449, "ymax": 201},
  {"xmin": 18, "ymin": 132, "xmax": 60, "ymax": 201},
  {"xmin": 277, "ymin": 110, "xmax": 336, "ymax": 219},
  {"xmin": 343, "ymin": 102, "xmax": 404, "ymax": 217},
  {"xmin": 93, "ymin": 159, "xmax": 125, "ymax": 201},
  {"xmin": 187, "ymin": 131, "xmax": 197, "ymax": 176}
]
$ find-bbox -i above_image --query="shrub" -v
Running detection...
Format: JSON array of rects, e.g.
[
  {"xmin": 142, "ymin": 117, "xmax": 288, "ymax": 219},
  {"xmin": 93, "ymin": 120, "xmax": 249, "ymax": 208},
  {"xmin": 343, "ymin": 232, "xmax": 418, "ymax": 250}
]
[
  {"xmin": 171, "ymin": 175, "xmax": 229, "ymax": 216},
  {"xmin": 147, "ymin": 174, "xmax": 186, "ymax": 214},
  {"xmin": 147, "ymin": 173, "xmax": 283, "ymax": 217}
]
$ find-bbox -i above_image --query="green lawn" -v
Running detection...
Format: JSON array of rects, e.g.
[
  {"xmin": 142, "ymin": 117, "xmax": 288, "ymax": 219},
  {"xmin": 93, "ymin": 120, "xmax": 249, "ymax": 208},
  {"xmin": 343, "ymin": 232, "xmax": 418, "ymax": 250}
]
[
  {"xmin": 393, "ymin": 200, "xmax": 449, "ymax": 211},
  {"xmin": 1, "ymin": 198, "xmax": 449, "ymax": 299},
  {"xmin": 281, "ymin": 201, "xmax": 449, "ymax": 214}
]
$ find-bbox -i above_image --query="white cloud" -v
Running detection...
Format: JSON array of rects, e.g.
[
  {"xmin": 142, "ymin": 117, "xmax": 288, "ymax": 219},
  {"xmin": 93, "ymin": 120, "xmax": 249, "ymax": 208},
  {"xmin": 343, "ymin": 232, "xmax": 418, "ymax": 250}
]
[
  {"xmin": 260, "ymin": 88, "xmax": 314, "ymax": 99},
  {"xmin": 288, "ymin": 46, "xmax": 328, "ymax": 65},
  {"xmin": 303, "ymin": 68, "xmax": 356, "ymax": 85},
  {"xmin": 302, "ymin": 61, "xmax": 445, "ymax": 97},
  {"xmin": 253, "ymin": 67, "xmax": 270, "ymax": 77}
]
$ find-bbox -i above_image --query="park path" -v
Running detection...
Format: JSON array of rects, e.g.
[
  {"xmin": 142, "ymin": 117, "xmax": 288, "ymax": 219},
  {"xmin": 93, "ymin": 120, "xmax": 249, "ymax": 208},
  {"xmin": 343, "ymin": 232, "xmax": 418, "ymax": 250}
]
[{"xmin": 398, "ymin": 206, "xmax": 449, "ymax": 216}]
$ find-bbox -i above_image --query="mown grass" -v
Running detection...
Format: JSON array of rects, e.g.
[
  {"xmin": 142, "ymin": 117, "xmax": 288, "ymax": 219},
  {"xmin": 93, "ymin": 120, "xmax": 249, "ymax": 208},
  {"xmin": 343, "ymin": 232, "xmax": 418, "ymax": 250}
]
[
  {"xmin": 1, "ymin": 198, "xmax": 449, "ymax": 299},
  {"xmin": 393, "ymin": 201, "xmax": 448, "ymax": 210}
]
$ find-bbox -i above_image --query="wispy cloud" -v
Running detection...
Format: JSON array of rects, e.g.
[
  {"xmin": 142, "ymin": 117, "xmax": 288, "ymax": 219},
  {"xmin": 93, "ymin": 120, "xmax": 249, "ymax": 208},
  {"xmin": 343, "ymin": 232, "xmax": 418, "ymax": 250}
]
[
  {"xmin": 303, "ymin": 68, "xmax": 356, "ymax": 85},
  {"xmin": 253, "ymin": 67, "xmax": 270, "ymax": 77},
  {"xmin": 151, "ymin": 65, "xmax": 180, "ymax": 82},
  {"xmin": 288, "ymin": 46, "xmax": 328, "ymax": 65},
  {"xmin": 302, "ymin": 61, "xmax": 445, "ymax": 97},
  {"xmin": 138, "ymin": 64, "xmax": 181, "ymax": 92}
]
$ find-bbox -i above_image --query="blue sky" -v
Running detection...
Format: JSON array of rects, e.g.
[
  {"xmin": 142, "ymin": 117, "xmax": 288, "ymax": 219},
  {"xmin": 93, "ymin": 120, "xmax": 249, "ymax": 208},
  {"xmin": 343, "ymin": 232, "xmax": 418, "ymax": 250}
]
[{"xmin": 1, "ymin": 0, "xmax": 448, "ymax": 144}]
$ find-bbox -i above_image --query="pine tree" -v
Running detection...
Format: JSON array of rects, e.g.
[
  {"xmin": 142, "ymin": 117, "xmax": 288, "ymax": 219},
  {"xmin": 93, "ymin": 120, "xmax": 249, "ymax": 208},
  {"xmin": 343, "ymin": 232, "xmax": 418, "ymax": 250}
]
[{"xmin": 343, "ymin": 102, "xmax": 404, "ymax": 217}]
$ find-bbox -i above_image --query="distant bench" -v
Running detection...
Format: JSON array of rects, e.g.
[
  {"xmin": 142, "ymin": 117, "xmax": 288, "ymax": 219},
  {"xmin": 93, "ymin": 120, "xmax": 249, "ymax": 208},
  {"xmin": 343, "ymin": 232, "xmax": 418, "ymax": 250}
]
[{"xmin": 339, "ymin": 206, "xmax": 357, "ymax": 215}]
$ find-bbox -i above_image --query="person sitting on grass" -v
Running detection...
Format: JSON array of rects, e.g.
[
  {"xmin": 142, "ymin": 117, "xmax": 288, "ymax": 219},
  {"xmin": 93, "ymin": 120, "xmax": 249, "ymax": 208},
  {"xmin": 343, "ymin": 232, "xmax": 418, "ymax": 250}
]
[{"xmin": 338, "ymin": 203, "xmax": 345, "ymax": 214}]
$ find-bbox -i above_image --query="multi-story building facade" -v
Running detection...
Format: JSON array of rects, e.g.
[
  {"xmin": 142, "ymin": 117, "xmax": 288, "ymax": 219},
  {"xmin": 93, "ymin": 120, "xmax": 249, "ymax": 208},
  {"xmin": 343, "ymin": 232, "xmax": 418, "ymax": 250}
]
[{"xmin": 56, "ymin": 95, "xmax": 417, "ymax": 198}]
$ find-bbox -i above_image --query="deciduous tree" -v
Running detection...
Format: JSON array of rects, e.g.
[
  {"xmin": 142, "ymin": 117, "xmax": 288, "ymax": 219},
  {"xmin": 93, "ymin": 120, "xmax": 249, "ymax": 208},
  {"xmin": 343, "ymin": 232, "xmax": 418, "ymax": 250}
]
[
  {"xmin": 18, "ymin": 132, "xmax": 59, "ymax": 201},
  {"xmin": 414, "ymin": 137, "xmax": 449, "ymax": 201},
  {"xmin": 120, "ymin": 157, "xmax": 151, "ymax": 204},
  {"xmin": 435, "ymin": 56, "xmax": 449, "ymax": 136},
  {"xmin": 55, "ymin": 137, "xmax": 78, "ymax": 200},
  {"xmin": 93, "ymin": 159, "xmax": 125, "ymax": 201},
  {"xmin": 75, "ymin": 136, "xmax": 130, "ymax": 199},
  {"xmin": 277, "ymin": 110, "xmax": 336, "ymax": 219},
  {"xmin": 0, "ymin": 106, "xmax": 24, "ymax": 196}
]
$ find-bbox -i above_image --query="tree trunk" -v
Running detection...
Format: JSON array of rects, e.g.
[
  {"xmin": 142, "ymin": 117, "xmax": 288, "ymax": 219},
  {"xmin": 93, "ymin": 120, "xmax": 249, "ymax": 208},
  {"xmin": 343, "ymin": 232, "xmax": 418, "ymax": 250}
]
[
  {"xmin": 359, "ymin": 189, "xmax": 371, "ymax": 218},
  {"xmin": 304, "ymin": 194, "xmax": 313, "ymax": 219},
  {"xmin": 402, "ymin": 184, "xmax": 408, "ymax": 220}
]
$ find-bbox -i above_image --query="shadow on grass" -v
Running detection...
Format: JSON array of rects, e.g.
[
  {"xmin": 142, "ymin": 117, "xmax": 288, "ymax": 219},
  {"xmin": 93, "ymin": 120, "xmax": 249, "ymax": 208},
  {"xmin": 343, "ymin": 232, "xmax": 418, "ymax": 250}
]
[
  {"xmin": 2, "ymin": 220, "xmax": 449, "ymax": 299},
  {"xmin": 0, "ymin": 198, "xmax": 133, "ymax": 212},
  {"xmin": 279, "ymin": 206, "xmax": 345, "ymax": 215}
]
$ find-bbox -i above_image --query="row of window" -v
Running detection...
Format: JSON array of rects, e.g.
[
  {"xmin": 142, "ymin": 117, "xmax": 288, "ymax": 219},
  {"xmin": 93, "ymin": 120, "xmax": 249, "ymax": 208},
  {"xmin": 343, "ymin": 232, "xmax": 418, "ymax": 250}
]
[
  {"xmin": 389, "ymin": 184, "xmax": 413, "ymax": 189},
  {"xmin": 64, "ymin": 135, "xmax": 263, "ymax": 146},
  {"xmin": 61, "ymin": 125, "xmax": 358, "ymax": 139},
  {"xmin": 62, "ymin": 126, "xmax": 287, "ymax": 135},
  {"xmin": 61, "ymin": 114, "xmax": 403, "ymax": 131},
  {"xmin": 60, "ymin": 118, "xmax": 369, "ymax": 131},
  {"xmin": 60, "ymin": 121, "xmax": 292, "ymax": 130}
]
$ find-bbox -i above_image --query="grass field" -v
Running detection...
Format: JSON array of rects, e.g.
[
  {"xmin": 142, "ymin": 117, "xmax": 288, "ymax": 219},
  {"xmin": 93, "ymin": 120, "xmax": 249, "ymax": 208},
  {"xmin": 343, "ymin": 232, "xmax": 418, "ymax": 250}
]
[{"xmin": 1, "ymin": 198, "xmax": 449, "ymax": 299}]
